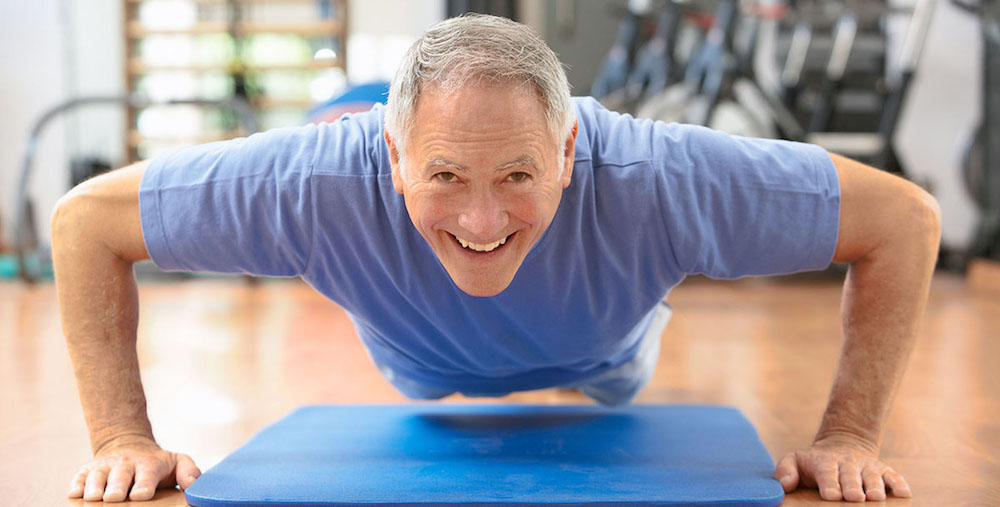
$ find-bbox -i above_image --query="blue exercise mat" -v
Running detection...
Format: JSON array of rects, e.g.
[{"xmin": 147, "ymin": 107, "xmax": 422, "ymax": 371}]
[{"xmin": 185, "ymin": 404, "xmax": 783, "ymax": 507}]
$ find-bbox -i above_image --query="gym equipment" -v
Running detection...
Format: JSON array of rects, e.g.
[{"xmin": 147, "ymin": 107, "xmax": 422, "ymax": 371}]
[
  {"xmin": 777, "ymin": 8, "xmax": 813, "ymax": 110},
  {"xmin": 807, "ymin": 11, "xmax": 858, "ymax": 134},
  {"xmin": 185, "ymin": 404, "xmax": 784, "ymax": 507},
  {"xmin": 957, "ymin": 0, "xmax": 1000, "ymax": 262},
  {"xmin": 635, "ymin": 0, "xmax": 800, "ymax": 139},
  {"xmin": 624, "ymin": 2, "xmax": 685, "ymax": 105},
  {"xmin": 590, "ymin": 2, "xmax": 646, "ymax": 101},
  {"xmin": 776, "ymin": 1, "xmax": 888, "ymax": 136},
  {"xmin": 594, "ymin": 0, "xmax": 936, "ymax": 156},
  {"xmin": 803, "ymin": 0, "xmax": 936, "ymax": 178},
  {"xmin": 12, "ymin": 94, "xmax": 258, "ymax": 283},
  {"xmin": 637, "ymin": 0, "xmax": 742, "ymax": 127}
]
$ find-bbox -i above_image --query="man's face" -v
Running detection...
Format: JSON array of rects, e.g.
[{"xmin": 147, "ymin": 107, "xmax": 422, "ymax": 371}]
[{"xmin": 386, "ymin": 83, "xmax": 576, "ymax": 297}]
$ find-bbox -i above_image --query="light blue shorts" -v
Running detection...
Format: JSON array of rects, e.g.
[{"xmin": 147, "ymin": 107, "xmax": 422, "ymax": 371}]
[{"xmin": 371, "ymin": 301, "xmax": 672, "ymax": 406}]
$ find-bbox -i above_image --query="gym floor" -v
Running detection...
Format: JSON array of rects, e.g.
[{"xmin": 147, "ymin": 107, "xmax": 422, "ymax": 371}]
[{"xmin": 1, "ymin": 270, "xmax": 997, "ymax": 506}]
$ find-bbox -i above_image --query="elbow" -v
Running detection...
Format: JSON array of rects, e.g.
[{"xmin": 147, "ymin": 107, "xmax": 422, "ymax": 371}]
[
  {"xmin": 50, "ymin": 189, "xmax": 84, "ymax": 253},
  {"xmin": 50, "ymin": 164, "xmax": 150, "ymax": 264},
  {"xmin": 896, "ymin": 185, "xmax": 942, "ymax": 260},
  {"xmin": 912, "ymin": 186, "xmax": 942, "ymax": 249},
  {"xmin": 50, "ymin": 181, "xmax": 98, "ymax": 251}
]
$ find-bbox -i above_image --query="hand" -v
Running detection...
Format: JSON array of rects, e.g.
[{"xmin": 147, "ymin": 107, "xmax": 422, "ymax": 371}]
[
  {"xmin": 67, "ymin": 435, "xmax": 201, "ymax": 502},
  {"xmin": 773, "ymin": 435, "xmax": 911, "ymax": 502}
]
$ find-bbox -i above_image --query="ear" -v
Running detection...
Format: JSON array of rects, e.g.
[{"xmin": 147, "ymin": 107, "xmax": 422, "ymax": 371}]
[
  {"xmin": 384, "ymin": 130, "xmax": 405, "ymax": 195},
  {"xmin": 560, "ymin": 121, "xmax": 578, "ymax": 189}
]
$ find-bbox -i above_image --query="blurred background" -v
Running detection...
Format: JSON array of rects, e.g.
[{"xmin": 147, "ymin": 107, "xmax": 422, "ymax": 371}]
[
  {"xmin": 0, "ymin": 0, "xmax": 997, "ymax": 281},
  {"xmin": 2, "ymin": 4, "xmax": 998, "ymax": 504}
]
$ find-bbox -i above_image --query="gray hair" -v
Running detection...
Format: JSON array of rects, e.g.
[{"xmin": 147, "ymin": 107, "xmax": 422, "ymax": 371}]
[{"xmin": 384, "ymin": 13, "xmax": 575, "ymax": 171}]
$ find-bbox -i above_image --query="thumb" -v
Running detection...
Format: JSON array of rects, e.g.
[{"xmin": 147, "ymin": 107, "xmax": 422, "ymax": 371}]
[
  {"xmin": 174, "ymin": 453, "xmax": 202, "ymax": 490},
  {"xmin": 774, "ymin": 452, "xmax": 800, "ymax": 492}
]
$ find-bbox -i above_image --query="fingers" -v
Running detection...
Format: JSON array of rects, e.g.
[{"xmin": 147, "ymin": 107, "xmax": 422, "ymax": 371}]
[
  {"xmin": 838, "ymin": 462, "xmax": 865, "ymax": 502},
  {"xmin": 130, "ymin": 463, "xmax": 161, "ymax": 501},
  {"xmin": 67, "ymin": 469, "xmax": 88, "ymax": 498},
  {"xmin": 773, "ymin": 453, "xmax": 800, "ymax": 492},
  {"xmin": 829, "ymin": 461, "xmax": 905, "ymax": 502},
  {"xmin": 782, "ymin": 443, "xmax": 911, "ymax": 502},
  {"xmin": 175, "ymin": 453, "xmax": 202, "ymax": 490},
  {"xmin": 883, "ymin": 467, "xmax": 912, "ymax": 498},
  {"xmin": 814, "ymin": 460, "xmax": 842, "ymax": 501},
  {"xmin": 82, "ymin": 466, "xmax": 110, "ymax": 502},
  {"xmin": 103, "ymin": 463, "xmax": 136, "ymax": 502},
  {"xmin": 862, "ymin": 465, "xmax": 886, "ymax": 501}
]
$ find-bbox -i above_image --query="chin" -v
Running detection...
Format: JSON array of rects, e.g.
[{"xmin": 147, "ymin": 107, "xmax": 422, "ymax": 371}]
[{"xmin": 450, "ymin": 274, "xmax": 515, "ymax": 298}]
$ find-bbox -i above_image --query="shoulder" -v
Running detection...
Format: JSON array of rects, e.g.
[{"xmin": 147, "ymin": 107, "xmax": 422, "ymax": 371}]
[
  {"xmin": 311, "ymin": 104, "xmax": 389, "ymax": 177},
  {"xmin": 573, "ymin": 98, "xmax": 829, "ymax": 176},
  {"xmin": 572, "ymin": 96, "xmax": 717, "ymax": 170},
  {"xmin": 239, "ymin": 104, "xmax": 388, "ymax": 178}
]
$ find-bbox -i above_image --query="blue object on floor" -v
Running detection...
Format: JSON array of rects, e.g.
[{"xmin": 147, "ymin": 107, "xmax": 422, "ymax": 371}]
[{"xmin": 184, "ymin": 404, "xmax": 784, "ymax": 507}]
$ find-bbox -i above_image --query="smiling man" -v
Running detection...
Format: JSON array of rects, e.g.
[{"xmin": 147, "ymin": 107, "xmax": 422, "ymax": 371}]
[
  {"xmin": 53, "ymin": 13, "xmax": 938, "ymax": 504},
  {"xmin": 388, "ymin": 83, "xmax": 571, "ymax": 297}
]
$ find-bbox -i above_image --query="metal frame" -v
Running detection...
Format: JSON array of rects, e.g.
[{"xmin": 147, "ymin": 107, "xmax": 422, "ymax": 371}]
[{"xmin": 13, "ymin": 94, "xmax": 258, "ymax": 282}]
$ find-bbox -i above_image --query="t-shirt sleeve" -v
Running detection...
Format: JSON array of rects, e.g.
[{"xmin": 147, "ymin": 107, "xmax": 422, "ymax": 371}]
[
  {"xmin": 138, "ymin": 125, "xmax": 319, "ymax": 276},
  {"xmin": 650, "ymin": 122, "xmax": 841, "ymax": 278}
]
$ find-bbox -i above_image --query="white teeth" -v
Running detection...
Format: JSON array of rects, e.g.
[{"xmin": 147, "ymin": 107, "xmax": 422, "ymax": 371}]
[{"xmin": 453, "ymin": 233, "xmax": 512, "ymax": 253}]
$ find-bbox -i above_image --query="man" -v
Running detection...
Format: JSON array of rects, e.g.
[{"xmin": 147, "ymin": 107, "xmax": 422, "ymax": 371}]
[{"xmin": 54, "ymin": 14, "xmax": 938, "ymax": 504}]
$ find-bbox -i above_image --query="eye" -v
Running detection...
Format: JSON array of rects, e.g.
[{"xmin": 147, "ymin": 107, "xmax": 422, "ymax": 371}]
[
  {"xmin": 434, "ymin": 172, "xmax": 458, "ymax": 183},
  {"xmin": 506, "ymin": 172, "xmax": 530, "ymax": 183}
]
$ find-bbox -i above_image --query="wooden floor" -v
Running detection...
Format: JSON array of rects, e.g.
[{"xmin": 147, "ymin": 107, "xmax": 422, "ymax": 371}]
[{"xmin": 1, "ymin": 272, "xmax": 998, "ymax": 506}]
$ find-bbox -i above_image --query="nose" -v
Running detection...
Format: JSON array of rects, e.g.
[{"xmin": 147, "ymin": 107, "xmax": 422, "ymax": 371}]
[{"xmin": 457, "ymin": 187, "xmax": 509, "ymax": 241}]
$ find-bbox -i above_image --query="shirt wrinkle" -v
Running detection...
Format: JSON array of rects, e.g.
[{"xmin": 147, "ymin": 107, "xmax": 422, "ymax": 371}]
[{"xmin": 138, "ymin": 97, "xmax": 842, "ymax": 393}]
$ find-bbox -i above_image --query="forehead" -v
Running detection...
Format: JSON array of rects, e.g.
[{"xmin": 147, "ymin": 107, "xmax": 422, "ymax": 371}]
[{"xmin": 409, "ymin": 82, "xmax": 553, "ymax": 150}]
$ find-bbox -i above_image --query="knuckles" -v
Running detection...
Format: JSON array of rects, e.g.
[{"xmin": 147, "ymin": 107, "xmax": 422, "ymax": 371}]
[{"xmin": 86, "ymin": 452, "xmax": 167, "ymax": 473}]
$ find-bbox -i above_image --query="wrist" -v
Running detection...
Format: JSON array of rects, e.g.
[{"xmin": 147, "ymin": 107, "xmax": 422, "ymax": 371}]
[
  {"xmin": 93, "ymin": 431, "xmax": 158, "ymax": 456},
  {"xmin": 83, "ymin": 399, "xmax": 155, "ymax": 454},
  {"xmin": 812, "ymin": 428, "xmax": 880, "ymax": 455},
  {"xmin": 814, "ymin": 402, "xmax": 883, "ymax": 454}
]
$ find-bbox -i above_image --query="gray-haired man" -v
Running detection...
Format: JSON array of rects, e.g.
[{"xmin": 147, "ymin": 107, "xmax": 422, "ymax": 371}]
[{"xmin": 55, "ymin": 14, "xmax": 938, "ymax": 503}]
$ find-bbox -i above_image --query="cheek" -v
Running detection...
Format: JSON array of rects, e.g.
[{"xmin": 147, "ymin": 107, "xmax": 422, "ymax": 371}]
[
  {"xmin": 406, "ymin": 188, "xmax": 454, "ymax": 228},
  {"xmin": 505, "ymin": 188, "xmax": 559, "ymax": 225}
]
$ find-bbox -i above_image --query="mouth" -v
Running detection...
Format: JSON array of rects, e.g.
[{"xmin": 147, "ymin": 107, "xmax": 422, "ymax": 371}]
[{"xmin": 448, "ymin": 231, "xmax": 517, "ymax": 255}]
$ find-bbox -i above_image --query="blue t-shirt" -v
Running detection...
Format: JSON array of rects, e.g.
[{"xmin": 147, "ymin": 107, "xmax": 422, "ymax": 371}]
[{"xmin": 139, "ymin": 97, "xmax": 840, "ymax": 394}]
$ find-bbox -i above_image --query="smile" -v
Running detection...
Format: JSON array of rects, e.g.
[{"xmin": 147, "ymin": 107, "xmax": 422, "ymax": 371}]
[{"xmin": 450, "ymin": 232, "xmax": 514, "ymax": 253}]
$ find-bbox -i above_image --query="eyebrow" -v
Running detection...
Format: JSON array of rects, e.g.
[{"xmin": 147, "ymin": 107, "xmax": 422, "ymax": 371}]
[{"xmin": 423, "ymin": 156, "xmax": 538, "ymax": 174}]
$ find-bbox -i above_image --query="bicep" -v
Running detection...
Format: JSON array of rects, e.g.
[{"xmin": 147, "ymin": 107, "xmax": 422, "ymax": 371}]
[
  {"xmin": 830, "ymin": 152, "xmax": 938, "ymax": 264},
  {"xmin": 53, "ymin": 161, "xmax": 151, "ymax": 264},
  {"xmin": 656, "ymin": 128, "xmax": 844, "ymax": 277}
]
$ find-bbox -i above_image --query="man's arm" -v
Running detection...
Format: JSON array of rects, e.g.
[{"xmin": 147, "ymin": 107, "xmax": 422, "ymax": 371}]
[
  {"xmin": 773, "ymin": 153, "xmax": 941, "ymax": 501},
  {"xmin": 51, "ymin": 161, "xmax": 200, "ymax": 503}
]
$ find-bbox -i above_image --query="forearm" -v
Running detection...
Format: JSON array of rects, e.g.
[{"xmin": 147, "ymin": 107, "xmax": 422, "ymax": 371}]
[
  {"xmin": 52, "ymin": 196, "xmax": 153, "ymax": 455},
  {"xmin": 816, "ymin": 218, "xmax": 939, "ymax": 450}
]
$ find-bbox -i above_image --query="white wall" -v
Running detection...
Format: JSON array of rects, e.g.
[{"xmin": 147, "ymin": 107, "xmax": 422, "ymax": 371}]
[
  {"xmin": 1, "ymin": 2, "xmax": 70, "ymax": 250},
  {"xmin": 894, "ymin": 0, "xmax": 982, "ymax": 248},
  {"xmin": 346, "ymin": 0, "xmax": 445, "ymax": 83},
  {"xmin": 0, "ymin": 0, "xmax": 123, "ymax": 251},
  {"xmin": 64, "ymin": 0, "xmax": 127, "ymax": 165}
]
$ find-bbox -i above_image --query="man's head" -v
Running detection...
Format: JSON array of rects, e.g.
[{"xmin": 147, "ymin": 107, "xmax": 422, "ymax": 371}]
[{"xmin": 384, "ymin": 14, "xmax": 578, "ymax": 297}]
